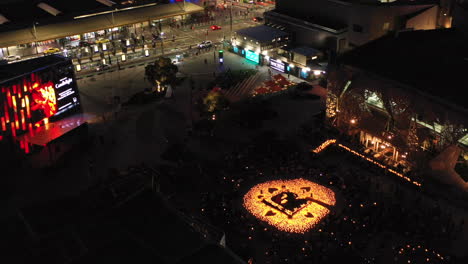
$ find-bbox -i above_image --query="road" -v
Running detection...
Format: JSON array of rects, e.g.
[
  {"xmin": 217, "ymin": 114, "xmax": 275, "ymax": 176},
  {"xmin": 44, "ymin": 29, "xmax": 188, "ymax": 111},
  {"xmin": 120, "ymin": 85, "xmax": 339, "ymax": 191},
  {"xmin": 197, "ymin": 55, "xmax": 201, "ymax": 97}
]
[{"xmin": 0, "ymin": 2, "xmax": 271, "ymax": 65}]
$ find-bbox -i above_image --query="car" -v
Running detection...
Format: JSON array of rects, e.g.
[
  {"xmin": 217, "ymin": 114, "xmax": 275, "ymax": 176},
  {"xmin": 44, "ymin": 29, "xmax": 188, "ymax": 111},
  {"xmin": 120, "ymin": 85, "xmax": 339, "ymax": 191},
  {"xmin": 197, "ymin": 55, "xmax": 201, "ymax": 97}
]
[
  {"xmin": 96, "ymin": 64, "xmax": 111, "ymax": 71},
  {"xmin": 5, "ymin": 55, "xmax": 21, "ymax": 61},
  {"xmin": 198, "ymin": 40, "xmax": 213, "ymax": 49},
  {"xmin": 95, "ymin": 38, "xmax": 110, "ymax": 44},
  {"xmin": 210, "ymin": 25, "xmax": 222, "ymax": 30},
  {"xmin": 79, "ymin": 41, "xmax": 93, "ymax": 47},
  {"xmin": 43, "ymin": 47, "xmax": 60, "ymax": 54},
  {"xmin": 253, "ymin": 17, "xmax": 264, "ymax": 22}
]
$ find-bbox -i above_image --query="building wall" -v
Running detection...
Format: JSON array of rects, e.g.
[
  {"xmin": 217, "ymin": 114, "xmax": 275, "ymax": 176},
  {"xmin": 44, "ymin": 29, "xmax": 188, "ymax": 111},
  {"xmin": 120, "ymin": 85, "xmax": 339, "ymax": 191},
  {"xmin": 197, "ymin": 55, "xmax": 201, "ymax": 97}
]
[
  {"xmin": 265, "ymin": 12, "xmax": 346, "ymax": 52},
  {"xmin": 452, "ymin": 1, "xmax": 468, "ymax": 31},
  {"xmin": 348, "ymin": 4, "xmax": 436, "ymax": 47},
  {"xmin": 276, "ymin": 0, "xmax": 350, "ymax": 25},
  {"xmin": 406, "ymin": 6, "xmax": 439, "ymax": 30},
  {"xmin": 274, "ymin": 0, "xmax": 437, "ymax": 51}
]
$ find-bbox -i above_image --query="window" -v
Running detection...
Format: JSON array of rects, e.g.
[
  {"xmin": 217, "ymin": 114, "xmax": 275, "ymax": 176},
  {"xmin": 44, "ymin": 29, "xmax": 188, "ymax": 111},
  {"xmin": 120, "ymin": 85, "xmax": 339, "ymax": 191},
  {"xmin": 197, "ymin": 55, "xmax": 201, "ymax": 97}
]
[
  {"xmin": 383, "ymin": 22, "xmax": 390, "ymax": 31},
  {"xmin": 353, "ymin": 24, "xmax": 363, "ymax": 33}
]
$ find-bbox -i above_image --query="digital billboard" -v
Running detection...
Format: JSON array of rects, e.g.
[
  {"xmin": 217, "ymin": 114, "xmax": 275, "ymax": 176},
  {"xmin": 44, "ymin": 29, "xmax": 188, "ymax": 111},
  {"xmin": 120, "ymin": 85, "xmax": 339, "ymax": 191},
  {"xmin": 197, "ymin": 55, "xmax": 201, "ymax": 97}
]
[
  {"xmin": 270, "ymin": 58, "xmax": 286, "ymax": 73},
  {"xmin": 245, "ymin": 50, "xmax": 260, "ymax": 64},
  {"xmin": 0, "ymin": 62, "xmax": 81, "ymax": 142}
]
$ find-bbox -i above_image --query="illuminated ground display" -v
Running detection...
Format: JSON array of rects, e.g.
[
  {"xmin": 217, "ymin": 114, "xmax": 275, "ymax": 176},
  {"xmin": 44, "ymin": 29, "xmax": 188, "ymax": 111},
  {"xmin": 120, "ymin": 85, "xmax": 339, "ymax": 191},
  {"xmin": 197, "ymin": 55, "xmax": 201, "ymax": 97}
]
[{"xmin": 243, "ymin": 178, "xmax": 336, "ymax": 233}]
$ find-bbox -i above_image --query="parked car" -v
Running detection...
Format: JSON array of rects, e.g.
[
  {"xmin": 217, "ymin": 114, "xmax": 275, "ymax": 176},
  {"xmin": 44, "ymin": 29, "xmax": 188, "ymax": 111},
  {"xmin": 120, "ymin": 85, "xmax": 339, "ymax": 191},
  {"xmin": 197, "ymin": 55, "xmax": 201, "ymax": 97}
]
[
  {"xmin": 43, "ymin": 47, "xmax": 60, "ymax": 54},
  {"xmin": 79, "ymin": 41, "xmax": 93, "ymax": 47},
  {"xmin": 253, "ymin": 17, "xmax": 264, "ymax": 22},
  {"xmin": 210, "ymin": 25, "xmax": 222, "ymax": 30},
  {"xmin": 95, "ymin": 38, "xmax": 110, "ymax": 44},
  {"xmin": 198, "ymin": 40, "xmax": 213, "ymax": 49},
  {"xmin": 5, "ymin": 55, "xmax": 21, "ymax": 61},
  {"xmin": 96, "ymin": 64, "xmax": 111, "ymax": 71}
]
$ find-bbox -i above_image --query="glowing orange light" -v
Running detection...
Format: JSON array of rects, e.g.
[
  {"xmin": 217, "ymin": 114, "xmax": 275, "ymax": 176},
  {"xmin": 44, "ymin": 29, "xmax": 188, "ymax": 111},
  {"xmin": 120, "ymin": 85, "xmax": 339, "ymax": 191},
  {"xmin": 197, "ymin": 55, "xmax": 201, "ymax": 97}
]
[
  {"xmin": 1, "ymin": 117, "xmax": 6, "ymax": 131},
  {"xmin": 311, "ymin": 139, "xmax": 421, "ymax": 187},
  {"xmin": 243, "ymin": 178, "xmax": 336, "ymax": 233}
]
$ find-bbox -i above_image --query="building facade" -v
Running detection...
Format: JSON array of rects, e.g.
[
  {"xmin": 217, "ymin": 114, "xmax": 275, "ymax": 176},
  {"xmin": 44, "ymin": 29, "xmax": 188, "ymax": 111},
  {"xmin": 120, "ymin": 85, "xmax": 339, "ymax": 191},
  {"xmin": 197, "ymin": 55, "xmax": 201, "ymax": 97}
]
[
  {"xmin": 266, "ymin": 0, "xmax": 439, "ymax": 53},
  {"xmin": 326, "ymin": 28, "xmax": 468, "ymax": 191}
]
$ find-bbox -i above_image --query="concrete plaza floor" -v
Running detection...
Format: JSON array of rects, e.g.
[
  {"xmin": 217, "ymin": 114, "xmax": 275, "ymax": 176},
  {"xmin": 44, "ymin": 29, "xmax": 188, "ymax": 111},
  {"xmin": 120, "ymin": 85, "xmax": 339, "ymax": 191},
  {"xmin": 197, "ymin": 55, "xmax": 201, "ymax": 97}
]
[{"xmin": 1, "ymin": 50, "xmax": 312, "ymax": 214}]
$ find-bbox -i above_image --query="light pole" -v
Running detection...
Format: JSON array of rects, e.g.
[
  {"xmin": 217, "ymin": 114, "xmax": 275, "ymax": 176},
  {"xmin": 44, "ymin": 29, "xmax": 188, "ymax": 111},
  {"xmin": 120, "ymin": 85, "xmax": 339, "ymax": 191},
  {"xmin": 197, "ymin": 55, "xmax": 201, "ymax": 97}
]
[{"xmin": 33, "ymin": 22, "xmax": 39, "ymax": 55}]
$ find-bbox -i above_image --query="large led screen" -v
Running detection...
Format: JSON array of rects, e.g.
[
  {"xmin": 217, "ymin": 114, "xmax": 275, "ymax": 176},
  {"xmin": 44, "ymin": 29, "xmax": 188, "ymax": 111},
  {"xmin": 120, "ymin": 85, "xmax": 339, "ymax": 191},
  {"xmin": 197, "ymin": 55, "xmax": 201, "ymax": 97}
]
[
  {"xmin": 0, "ymin": 64, "xmax": 81, "ymax": 139},
  {"xmin": 245, "ymin": 50, "xmax": 260, "ymax": 64}
]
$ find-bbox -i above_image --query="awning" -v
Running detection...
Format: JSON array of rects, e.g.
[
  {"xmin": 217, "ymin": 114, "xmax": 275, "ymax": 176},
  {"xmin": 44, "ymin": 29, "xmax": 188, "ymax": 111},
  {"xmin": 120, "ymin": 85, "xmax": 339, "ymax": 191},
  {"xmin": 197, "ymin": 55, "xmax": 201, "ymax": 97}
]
[{"xmin": 0, "ymin": 2, "xmax": 203, "ymax": 48}]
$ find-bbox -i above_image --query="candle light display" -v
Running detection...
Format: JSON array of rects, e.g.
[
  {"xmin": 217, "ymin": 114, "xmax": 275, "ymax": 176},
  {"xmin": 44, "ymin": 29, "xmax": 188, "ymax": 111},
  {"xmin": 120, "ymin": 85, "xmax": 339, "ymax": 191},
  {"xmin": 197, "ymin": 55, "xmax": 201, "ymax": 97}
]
[{"xmin": 243, "ymin": 178, "xmax": 336, "ymax": 233}]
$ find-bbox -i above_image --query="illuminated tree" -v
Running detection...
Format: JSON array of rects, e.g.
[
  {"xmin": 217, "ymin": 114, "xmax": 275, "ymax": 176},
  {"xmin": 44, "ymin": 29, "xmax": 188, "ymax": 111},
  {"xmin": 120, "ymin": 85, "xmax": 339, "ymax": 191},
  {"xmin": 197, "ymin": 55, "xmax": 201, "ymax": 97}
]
[
  {"xmin": 144, "ymin": 57, "xmax": 178, "ymax": 92},
  {"xmin": 202, "ymin": 87, "xmax": 229, "ymax": 114}
]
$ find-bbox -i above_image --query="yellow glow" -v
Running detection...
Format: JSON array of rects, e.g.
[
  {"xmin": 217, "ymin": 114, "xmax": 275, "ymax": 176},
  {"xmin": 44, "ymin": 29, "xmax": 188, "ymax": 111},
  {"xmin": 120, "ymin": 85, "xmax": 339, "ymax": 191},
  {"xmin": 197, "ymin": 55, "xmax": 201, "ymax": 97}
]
[
  {"xmin": 311, "ymin": 139, "xmax": 422, "ymax": 187},
  {"xmin": 243, "ymin": 178, "xmax": 336, "ymax": 233}
]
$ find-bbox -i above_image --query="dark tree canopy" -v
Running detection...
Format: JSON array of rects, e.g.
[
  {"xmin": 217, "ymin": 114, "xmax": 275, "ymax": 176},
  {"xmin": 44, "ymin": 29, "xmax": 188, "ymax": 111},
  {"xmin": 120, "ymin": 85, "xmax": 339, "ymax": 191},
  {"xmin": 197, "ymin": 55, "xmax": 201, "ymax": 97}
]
[{"xmin": 145, "ymin": 57, "xmax": 178, "ymax": 88}]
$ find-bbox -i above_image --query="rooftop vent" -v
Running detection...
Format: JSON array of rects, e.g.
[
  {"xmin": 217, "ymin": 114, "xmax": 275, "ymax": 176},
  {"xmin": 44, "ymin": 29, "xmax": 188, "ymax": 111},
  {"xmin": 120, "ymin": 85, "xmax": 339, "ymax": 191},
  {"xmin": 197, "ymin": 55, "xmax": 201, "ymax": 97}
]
[
  {"xmin": 96, "ymin": 0, "xmax": 116, "ymax": 7},
  {"xmin": 37, "ymin": 2, "xmax": 62, "ymax": 16}
]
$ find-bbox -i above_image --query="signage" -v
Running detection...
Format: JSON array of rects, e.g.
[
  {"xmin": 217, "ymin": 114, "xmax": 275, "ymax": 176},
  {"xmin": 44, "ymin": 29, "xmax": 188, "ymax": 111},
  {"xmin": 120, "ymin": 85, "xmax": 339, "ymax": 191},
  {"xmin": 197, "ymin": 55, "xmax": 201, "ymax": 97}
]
[
  {"xmin": 270, "ymin": 58, "xmax": 286, "ymax": 73},
  {"xmin": 245, "ymin": 50, "xmax": 259, "ymax": 64},
  {"xmin": 54, "ymin": 74, "xmax": 80, "ymax": 117}
]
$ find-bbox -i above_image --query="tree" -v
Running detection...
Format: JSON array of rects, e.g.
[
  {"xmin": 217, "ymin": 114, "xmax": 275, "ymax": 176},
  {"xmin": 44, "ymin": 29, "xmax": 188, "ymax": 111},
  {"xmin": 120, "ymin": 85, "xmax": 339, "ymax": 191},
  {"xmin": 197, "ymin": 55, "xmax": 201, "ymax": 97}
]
[
  {"xmin": 202, "ymin": 87, "xmax": 229, "ymax": 114},
  {"xmin": 144, "ymin": 57, "xmax": 178, "ymax": 92}
]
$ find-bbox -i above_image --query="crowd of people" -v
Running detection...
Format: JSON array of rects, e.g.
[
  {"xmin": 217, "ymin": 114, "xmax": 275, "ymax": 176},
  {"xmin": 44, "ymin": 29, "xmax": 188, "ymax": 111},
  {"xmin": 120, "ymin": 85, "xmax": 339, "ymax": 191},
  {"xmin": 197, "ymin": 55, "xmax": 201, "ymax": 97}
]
[{"xmin": 162, "ymin": 128, "xmax": 467, "ymax": 263}]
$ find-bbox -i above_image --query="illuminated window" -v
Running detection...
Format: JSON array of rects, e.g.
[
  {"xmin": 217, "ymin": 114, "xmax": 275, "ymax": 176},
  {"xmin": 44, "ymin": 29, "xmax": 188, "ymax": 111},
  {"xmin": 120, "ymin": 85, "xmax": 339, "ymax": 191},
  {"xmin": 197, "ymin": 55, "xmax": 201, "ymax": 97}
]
[
  {"xmin": 383, "ymin": 22, "xmax": 390, "ymax": 31},
  {"xmin": 365, "ymin": 90, "xmax": 384, "ymax": 109}
]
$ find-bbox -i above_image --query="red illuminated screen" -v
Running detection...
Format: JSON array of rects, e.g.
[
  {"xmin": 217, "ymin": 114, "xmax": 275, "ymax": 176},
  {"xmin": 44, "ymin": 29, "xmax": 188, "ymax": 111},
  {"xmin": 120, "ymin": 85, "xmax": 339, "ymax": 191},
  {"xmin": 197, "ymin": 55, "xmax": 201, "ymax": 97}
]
[{"xmin": 0, "ymin": 72, "xmax": 80, "ymax": 141}]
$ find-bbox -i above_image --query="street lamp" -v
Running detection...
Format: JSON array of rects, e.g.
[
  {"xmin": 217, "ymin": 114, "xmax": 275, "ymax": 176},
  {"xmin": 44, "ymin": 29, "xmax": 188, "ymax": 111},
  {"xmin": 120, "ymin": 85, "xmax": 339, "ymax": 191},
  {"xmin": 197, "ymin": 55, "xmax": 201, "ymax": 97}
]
[{"xmin": 32, "ymin": 22, "xmax": 39, "ymax": 54}]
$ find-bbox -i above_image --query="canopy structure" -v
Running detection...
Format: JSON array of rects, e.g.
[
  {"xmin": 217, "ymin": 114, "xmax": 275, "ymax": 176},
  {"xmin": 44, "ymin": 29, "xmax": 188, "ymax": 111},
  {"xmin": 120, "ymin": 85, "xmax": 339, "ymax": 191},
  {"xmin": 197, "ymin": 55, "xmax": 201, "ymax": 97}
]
[
  {"xmin": 0, "ymin": 2, "xmax": 203, "ymax": 48},
  {"xmin": 429, "ymin": 144, "xmax": 468, "ymax": 192}
]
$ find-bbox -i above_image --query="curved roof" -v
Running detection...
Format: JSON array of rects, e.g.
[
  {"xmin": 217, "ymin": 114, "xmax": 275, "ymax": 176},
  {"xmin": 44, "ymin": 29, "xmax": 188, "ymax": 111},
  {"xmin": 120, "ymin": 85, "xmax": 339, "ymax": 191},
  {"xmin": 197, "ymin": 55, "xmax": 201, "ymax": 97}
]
[
  {"xmin": 0, "ymin": 2, "xmax": 203, "ymax": 48},
  {"xmin": 340, "ymin": 29, "xmax": 468, "ymax": 110}
]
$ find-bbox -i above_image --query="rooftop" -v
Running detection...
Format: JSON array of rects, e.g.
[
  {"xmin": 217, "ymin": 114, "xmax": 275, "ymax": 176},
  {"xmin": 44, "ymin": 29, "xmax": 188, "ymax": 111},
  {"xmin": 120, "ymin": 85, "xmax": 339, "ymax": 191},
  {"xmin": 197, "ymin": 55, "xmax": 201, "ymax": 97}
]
[
  {"xmin": 0, "ymin": 54, "xmax": 69, "ymax": 83},
  {"xmin": 284, "ymin": 46, "xmax": 322, "ymax": 57},
  {"xmin": 339, "ymin": 28, "xmax": 468, "ymax": 109},
  {"xmin": 236, "ymin": 25, "xmax": 289, "ymax": 43},
  {"xmin": 0, "ymin": 0, "xmax": 165, "ymax": 31},
  {"xmin": 0, "ymin": 1, "xmax": 203, "ymax": 47}
]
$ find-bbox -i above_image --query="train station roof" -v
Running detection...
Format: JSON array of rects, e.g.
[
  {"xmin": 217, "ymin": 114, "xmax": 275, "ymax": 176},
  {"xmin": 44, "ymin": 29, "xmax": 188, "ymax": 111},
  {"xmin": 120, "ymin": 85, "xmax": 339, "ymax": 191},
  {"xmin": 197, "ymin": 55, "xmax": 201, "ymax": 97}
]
[{"xmin": 0, "ymin": 2, "xmax": 203, "ymax": 48}]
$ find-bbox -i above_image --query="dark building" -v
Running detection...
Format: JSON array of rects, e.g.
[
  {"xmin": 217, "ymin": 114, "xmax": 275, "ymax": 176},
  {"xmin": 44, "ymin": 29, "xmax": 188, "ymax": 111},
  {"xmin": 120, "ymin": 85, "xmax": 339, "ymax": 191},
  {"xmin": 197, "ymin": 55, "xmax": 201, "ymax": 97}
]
[
  {"xmin": 266, "ymin": 0, "xmax": 439, "ymax": 53},
  {"xmin": 326, "ymin": 28, "xmax": 468, "ymax": 191},
  {"xmin": 451, "ymin": 0, "xmax": 468, "ymax": 30}
]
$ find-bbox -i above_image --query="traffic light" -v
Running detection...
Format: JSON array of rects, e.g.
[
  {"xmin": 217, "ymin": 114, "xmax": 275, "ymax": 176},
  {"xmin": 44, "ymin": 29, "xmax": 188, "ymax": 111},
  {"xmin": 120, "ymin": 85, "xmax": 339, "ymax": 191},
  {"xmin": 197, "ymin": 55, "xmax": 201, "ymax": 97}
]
[{"xmin": 219, "ymin": 50, "xmax": 224, "ymax": 64}]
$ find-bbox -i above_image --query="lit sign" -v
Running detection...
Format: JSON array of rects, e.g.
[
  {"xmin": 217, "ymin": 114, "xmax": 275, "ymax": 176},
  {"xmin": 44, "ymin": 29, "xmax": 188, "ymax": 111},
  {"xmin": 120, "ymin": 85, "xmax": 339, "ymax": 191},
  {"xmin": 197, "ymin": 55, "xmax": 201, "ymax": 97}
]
[
  {"xmin": 54, "ymin": 75, "xmax": 80, "ymax": 116},
  {"xmin": 55, "ymin": 77, "xmax": 73, "ymax": 89},
  {"xmin": 245, "ymin": 50, "xmax": 259, "ymax": 64},
  {"xmin": 270, "ymin": 58, "xmax": 285, "ymax": 73}
]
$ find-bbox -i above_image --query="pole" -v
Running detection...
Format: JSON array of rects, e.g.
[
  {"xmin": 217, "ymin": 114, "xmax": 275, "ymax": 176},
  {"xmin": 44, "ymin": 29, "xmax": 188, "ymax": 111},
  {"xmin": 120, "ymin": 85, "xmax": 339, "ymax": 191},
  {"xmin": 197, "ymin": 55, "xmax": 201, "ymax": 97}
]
[
  {"xmin": 229, "ymin": 3, "xmax": 233, "ymax": 38},
  {"xmin": 111, "ymin": 10, "xmax": 115, "ymax": 40},
  {"xmin": 161, "ymin": 38, "xmax": 164, "ymax": 55},
  {"xmin": 33, "ymin": 22, "xmax": 39, "ymax": 55}
]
